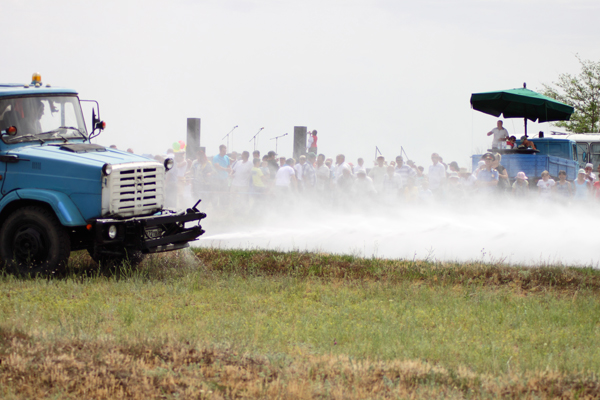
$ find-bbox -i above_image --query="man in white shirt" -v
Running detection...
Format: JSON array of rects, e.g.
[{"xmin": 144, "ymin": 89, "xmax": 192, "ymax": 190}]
[
  {"xmin": 230, "ymin": 151, "xmax": 253, "ymax": 207},
  {"xmin": 486, "ymin": 120, "xmax": 509, "ymax": 149},
  {"xmin": 275, "ymin": 158, "xmax": 297, "ymax": 193},
  {"xmin": 315, "ymin": 154, "xmax": 330, "ymax": 193},
  {"xmin": 368, "ymin": 155, "xmax": 387, "ymax": 193},
  {"xmin": 354, "ymin": 169, "xmax": 377, "ymax": 195},
  {"xmin": 458, "ymin": 167, "xmax": 477, "ymax": 192},
  {"xmin": 294, "ymin": 155, "xmax": 306, "ymax": 191},
  {"xmin": 231, "ymin": 151, "xmax": 252, "ymax": 188},
  {"xmin": 428, "ymin": 153, "xmax": 446, "ymax": 194},
  {"xmin": 303, "ymin": 153, "xmax": 317, "ymax": 192},
  {"xmin": 353, "ymin": 158, "xmax": 365, "ymax": 174},
  {"xmin": 333, "ymin": 154, "xmax": 352, "ymax": 184},
  {"xmin": 394, "ymin": 156, "xmax": 416, "ymax": 189}
]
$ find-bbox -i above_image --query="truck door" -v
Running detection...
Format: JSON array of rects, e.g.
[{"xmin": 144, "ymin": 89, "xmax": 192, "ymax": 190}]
[
  {"xmin": 0, "ymin": 102, "xmax": 14, "ymax": 197},
  {"xmin": 0, "ymin": 156, "xmax": 6, "ymax": 197},
  {"xmin": 591, "ymin": 143, "xmax": 600, "ymax": 167},
  {"xmin": 576, "ymin": 142, "xmax": 589, "ymax": 169}
]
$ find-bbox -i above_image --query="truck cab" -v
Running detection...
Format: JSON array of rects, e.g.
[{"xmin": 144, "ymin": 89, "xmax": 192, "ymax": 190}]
[{"xmin": 0, "ymin": 74, "xmax": 206, "ymax": 275}]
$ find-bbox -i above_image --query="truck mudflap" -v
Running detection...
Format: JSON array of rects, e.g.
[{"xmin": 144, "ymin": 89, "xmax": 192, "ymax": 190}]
[{"xmin": 92, "ymin": 206, "xmax": 207, "ymax": 254}]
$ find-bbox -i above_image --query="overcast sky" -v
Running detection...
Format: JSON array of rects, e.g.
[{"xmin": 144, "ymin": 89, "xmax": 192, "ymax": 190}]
[{"xmin": 3, "ymin": 0, "xmax": 600, "ymax": 169}]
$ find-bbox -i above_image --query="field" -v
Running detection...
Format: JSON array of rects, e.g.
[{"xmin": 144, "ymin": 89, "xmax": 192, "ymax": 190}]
[{"xmin": 1, "ymin": 248, "xmax": 600, "ymax": 399}]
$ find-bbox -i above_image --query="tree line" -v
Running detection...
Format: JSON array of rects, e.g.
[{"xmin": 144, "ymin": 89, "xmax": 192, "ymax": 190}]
[{"xmin": 543, "ymin": 55, "xmax": 600, "ymax": 133}]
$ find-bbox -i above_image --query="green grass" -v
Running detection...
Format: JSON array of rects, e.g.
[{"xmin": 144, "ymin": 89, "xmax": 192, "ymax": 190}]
[
  {"xmin": 1, "ymin": 250, "xmax": 599, "ymax": 374},
  {"xmin": 1, "ymin": 248, "xmax": 599, "ymax": 398}
]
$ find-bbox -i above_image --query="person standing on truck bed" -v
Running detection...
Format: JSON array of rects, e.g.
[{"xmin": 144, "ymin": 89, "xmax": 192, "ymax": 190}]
[
  {"xmin": 307, "ymin": 130, "xmax": 318, "ymax": 154},
  {"xmin": 486, "ymin": 120, "xmax": 509, "ymax": 150}
]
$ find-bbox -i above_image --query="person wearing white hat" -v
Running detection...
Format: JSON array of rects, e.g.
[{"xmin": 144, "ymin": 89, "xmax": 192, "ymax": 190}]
[
  {"xmin": 574, "ymin": 168, "xmax": 591, "ymax": 201},
  {"xmin": 353, "ymin": 169, "xmax": 377, "ymax": 195},
  {"xmin": 584, "ymin": 163, "xmax": 596, "ymax": 183}
]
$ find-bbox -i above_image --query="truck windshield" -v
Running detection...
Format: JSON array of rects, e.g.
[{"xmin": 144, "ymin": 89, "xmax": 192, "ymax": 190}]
[{"xmin": 0, "ymin": 95, "xmax": 87, "ymax": 144}]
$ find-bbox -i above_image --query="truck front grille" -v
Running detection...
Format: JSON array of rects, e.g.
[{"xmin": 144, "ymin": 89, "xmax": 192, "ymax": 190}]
[{"xmin": 102, "ymin": 162, "xmax": 165, "ymax": 217}]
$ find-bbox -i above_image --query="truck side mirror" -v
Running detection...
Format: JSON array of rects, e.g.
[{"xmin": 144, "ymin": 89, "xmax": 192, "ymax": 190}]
[
  {"xmin": 89, "ymin": 107, "xmax": 105, "ymax": 140},
  {"xmin": 80, "ymin": 99, "xmax": 104, "ymax": 141}
]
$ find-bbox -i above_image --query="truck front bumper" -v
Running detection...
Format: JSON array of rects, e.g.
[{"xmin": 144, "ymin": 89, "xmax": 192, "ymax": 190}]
[{"xmin": 92, "ymin": 208, "xmax": 207, "ymax": 254}]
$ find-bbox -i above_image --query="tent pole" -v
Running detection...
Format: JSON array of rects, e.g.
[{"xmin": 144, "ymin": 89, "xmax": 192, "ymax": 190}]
[{"xmin": 523, "ymin": 82, "xmax": 528, "ymax": 136}]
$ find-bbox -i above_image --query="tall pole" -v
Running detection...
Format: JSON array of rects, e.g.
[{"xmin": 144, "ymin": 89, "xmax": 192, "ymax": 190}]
[
  {"xmin": 523, "ymin": 82, "xmax": 528, "ymax": 136},
  {"xmin": 401, "ymin": 146, "xmax": 410, "ymax": 161},
  {"xmin": 249, "ymin": 127, "xmax": 264, "ymax": 151},
  {"xmin": 375, "ymin": 146, "xmax": 382, "ymax": 162},
  {"xmin": 271, "ymin": 133, "xmax": 288, "ymax": 155},
  {"xmin": 221, "ymin": 125, "xmax": 238, "ymax": 150}
]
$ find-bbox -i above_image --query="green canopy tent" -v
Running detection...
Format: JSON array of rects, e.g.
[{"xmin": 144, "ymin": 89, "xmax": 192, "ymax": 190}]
[{"xmin": 470, "ymin": 83, "xmax": 574, "ymax": 136}]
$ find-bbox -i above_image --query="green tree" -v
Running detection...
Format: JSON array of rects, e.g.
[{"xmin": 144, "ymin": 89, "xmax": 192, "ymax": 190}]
[{"xmin": 542, "ymin": 56, "xmax": 600, "ymax": 133}]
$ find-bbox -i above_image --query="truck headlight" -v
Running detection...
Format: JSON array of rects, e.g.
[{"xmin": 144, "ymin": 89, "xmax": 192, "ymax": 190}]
[
  {"xmin": 108, "ymin": 225, "xmax": 118, "ymax": 239},
  {"xmin": 102, "ymin": 163, "xmax": 112, "ymax": 176},
  {"xmin": 164, "ymin": 158, "xmax": 174, "ymax": 171}
]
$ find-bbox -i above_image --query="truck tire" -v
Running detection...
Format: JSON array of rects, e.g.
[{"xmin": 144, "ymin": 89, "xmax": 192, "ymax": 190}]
[
  {"xmin": 87, "ymin": 247, "xmax": 146, "ymax": 269},
  {"xmin": 0, "ymin": 206, "xmax": 71, "ymax": 276}
]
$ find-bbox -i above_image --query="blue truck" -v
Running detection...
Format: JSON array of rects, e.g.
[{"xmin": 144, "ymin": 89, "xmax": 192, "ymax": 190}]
[
  {"xmin": 472, "ymin": 137, "xmax": 579, "ymax": 182},
  {"xmin": 0, "ymin": 73, "xmax": 206, "ymax": 275}
]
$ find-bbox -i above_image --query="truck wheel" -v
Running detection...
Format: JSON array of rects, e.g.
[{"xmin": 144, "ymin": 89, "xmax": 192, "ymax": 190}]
[
  {"xmin": 87, "ymin": 247, "xmax": 146, "ymax": 269},
  {"xmin": 0, "ymin": 206, "xmax": 71, "ymax": 276}
]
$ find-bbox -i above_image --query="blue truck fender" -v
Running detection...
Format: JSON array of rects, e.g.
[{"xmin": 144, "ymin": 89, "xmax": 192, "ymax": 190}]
[{"xmin": 0, "ymin": 189, "xmax": 87, "ymax": 227}]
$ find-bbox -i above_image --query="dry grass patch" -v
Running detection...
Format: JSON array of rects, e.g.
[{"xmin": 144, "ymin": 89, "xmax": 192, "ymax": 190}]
[{"xmin": 1, "ymin": 329, "xmax": 599, "ymax": 400}]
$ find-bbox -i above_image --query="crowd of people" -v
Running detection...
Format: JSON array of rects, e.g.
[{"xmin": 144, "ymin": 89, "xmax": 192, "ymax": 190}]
[{"xmin": 152, "ymin": 142, "xmax": 600, "ymax": 210}]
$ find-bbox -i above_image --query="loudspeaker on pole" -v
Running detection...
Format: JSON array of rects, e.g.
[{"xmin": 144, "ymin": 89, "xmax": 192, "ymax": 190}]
[
  {"xmin": 293, "ymin": 126, "xmax": 307, "ymax": 161},
  {"xmin": 187, "ymin": 118, "xmax": 201, "ymax": 159}
]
